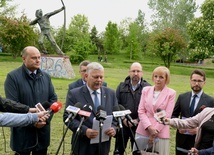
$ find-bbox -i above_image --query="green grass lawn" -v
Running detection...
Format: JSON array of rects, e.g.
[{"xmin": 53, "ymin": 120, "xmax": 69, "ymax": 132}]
[{"xmin": 0, "ymin": 54, "xmax": 213, "ymax": 154}]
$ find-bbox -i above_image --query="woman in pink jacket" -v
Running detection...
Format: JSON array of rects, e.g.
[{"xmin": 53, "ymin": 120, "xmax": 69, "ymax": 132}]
[{"xmin": 133, "ymin": 66, "xmax": 176, "ymax": 155}]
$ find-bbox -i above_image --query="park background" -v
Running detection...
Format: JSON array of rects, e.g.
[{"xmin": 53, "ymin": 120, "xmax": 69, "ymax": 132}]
[
  {"xmin": 0, "ymin": 54, "xmax": 214, "ymax": 154},
  {"xmin": 0, "ymin": 0, "xmax": 213, "ymax": 154}
]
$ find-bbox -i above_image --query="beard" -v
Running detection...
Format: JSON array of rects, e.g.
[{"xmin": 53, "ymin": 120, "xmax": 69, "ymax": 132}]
[{"xmin": 191, "ymin": 86, "xmax": 202, "ymax": 93}]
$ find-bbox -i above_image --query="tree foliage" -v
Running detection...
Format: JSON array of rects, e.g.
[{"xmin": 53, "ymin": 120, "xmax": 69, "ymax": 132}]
[
  {"xmin": 60, "ymin": 14, "xmax": 93, "ymax": 64},
  {"xmin": 148, "ymin": 0, "xmax": 197, "ymax": 40},
  {"xmin": 103, "ymin": 21, "xmax": 121, "ymax": 55},
  {"xmin": 187, "ymin": 0, "xmax": 214, "ymax": 58},
  {"xmin": 0, "ymin": 14, "xmax": 37, "ymax": 58},
  {"xmin": 147, "ymin": 28, "xmax": 186, "ymax": 68}
]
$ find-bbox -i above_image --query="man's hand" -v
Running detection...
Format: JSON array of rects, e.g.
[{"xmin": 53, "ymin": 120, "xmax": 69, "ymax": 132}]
[
  {"xmin": 105, "ymin": 127, "xmax": 116, "ymax": 137},
  {"xmin": 86, "ymin": 128, "xmax": 99, "ymax": 139}
]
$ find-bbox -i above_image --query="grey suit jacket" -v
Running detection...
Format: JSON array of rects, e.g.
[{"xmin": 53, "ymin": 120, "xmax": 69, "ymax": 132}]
[{"xmin": 63, "ymin": 85, "xmax": 117, "ymax": 155}]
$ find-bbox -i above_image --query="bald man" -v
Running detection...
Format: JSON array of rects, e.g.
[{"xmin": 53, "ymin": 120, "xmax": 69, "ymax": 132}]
[
  {"xmin": 115, "ymin": 62, "xmax": 151, "ymax": 155},
  {"xmin": 4, "ymin": 46, "xmax": 57, "ymax": 155}
]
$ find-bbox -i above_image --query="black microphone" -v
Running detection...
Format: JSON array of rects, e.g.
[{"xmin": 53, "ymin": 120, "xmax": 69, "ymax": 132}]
[
  {"xmin": 76, "ymin": 104, "xmax": 92, "ymax": 133},
  {"xmin": 155, "ymin": 108, "xmax": 166, "ymax": 125},
  {"xmin": 96, "ymin": 105, "xmax": 107, "ymax": 122},
  {"xmin": 41, "ymin": 101, "xmax": 51, "ymax": 110},
  {"xmin": 112, "ymin": 105, "xmax": 123, "ymax": 129},
  {"xmin": 118, "ymin": 104, "xmax": 136, "ymax": 127},
  {"xmin": 65, "ymin": 102, "xmax": 83, "ymax": 123}
]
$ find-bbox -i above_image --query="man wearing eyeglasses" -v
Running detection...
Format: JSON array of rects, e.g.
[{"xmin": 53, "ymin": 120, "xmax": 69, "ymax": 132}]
[
  {"xmin": 172, "ymin": 69, "xmax": 214, "ymax": 155},
  {"xmin": 67, "ymin": 60, "xmax": 107, "ymax": 94},
  {"xmin": 115, "ymin": 62, "xmax": 150, "ymax": 154}
]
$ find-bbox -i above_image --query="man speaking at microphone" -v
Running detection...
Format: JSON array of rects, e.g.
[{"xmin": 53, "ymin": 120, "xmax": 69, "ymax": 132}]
[
  {"xmin": 4, "ymin": 46, "xmax": 57, "ymax": 155},
  {"xmin": 64, "ymin": 62, "xmax": 118, "ymax": 155}
]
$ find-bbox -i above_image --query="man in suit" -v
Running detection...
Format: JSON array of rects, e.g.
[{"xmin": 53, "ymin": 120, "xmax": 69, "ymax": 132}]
[
  {"xmin": 63, "ymin": 62, "xmax": 117, "ymax": 155},
  {"xmin": 67, "ymin": 60, "xmax": 107, "ymax": 93},
  {"xmin": 172, "ymin": 69, "xmax": 214, "ymax": 155}
]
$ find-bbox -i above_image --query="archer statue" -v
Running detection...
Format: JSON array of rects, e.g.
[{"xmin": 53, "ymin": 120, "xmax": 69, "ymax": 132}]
[{"xmin": 30, "ymin": 6, "xmax": 65, "ymax": 55}]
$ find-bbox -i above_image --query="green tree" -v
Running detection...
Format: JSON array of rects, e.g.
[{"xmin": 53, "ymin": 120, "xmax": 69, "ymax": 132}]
[
  {"xmin": 90, "ymin": 26, "xmax": 101, "ymax": 55},
  {"xmin": 103, "ymin": 21, "xmax": 121, "ymax": 54},
  {"xmin": 148, "ymin": 0, "xmax": 197, "ymax": 37},
  {"xmin": 147, "ymin": 28, "xmax": 186, "ymax": 68},
  {"xmin": 61, "ymin": 14, "xmax": 93, "ymax": 63},
  {"xmin": 0, "ymin": 14, "xmax": 37, "ymax": 58},
  {"xmin": 187, "ymin": 0, "xmax": 214, "ymax": 58},
  {"xmin": 127, "ymin": 22, "xmax": 142, "ymax": 60}
]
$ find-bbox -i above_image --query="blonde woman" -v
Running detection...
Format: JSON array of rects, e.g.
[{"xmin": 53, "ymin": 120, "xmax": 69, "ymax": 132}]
[{"xmin": 133, "ymin": 66, "xmax": 176, "ymax": 155}]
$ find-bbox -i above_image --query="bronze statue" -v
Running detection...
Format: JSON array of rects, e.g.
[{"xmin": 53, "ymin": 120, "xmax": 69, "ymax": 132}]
[{"xmin": 30, "ymin": 7, "xmax": 65, "ymax": 55}]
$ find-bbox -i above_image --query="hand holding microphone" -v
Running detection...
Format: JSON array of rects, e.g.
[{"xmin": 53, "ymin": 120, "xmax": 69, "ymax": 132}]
[
  {"xmin": 154, "ymin": 108, "xmax": 166, "ymax": 125},
  {"xmin": 118, "ymin": 104, "xmax": 137, "ymax": 127}
]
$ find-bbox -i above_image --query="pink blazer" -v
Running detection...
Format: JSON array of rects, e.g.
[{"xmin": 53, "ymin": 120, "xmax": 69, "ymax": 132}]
[{"xmin": 136, "ymin": 86, "xmax": 176, "ymax": 138}]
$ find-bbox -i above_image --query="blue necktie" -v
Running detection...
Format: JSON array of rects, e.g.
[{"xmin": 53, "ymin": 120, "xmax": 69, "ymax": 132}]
[
  {"xmin": 190, "ymin": 94, "xmax": 197, "ymax": 116},
  {"xmin": 93, "ymin": 91, "xmax": 99, "ymax": 112}
]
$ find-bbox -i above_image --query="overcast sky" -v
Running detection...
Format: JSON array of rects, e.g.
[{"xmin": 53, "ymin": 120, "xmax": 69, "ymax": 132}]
[{"xmin": 12, "ymin": 0, "xmax": 204, "ymax": 32}]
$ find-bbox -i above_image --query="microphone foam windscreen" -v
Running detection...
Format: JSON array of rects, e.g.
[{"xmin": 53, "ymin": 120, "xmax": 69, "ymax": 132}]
[
  {"xmin": 42, "ymin": 101, "xmax": 51, "ymax": 110},
  {"xmin": 156, "ymin": 108, "xmax": 162, "ymax": 112},
  {"xmin": 74, "ymin": 102, "xmax": 83, "ymax": 109},
  {"xmin": 97, "ymin": 105, "xmax": 104, "ymax": 112},
  {"xmin": 112, "ymin": 105, "xmax": 120, "ymax": 112},
  {"xmin": 118, "ymin": 104, "xmax": 125, "ymax": 110},
  {"xmin": 51, "ymin": 101, "xmax": 63, "ymax": 113}
]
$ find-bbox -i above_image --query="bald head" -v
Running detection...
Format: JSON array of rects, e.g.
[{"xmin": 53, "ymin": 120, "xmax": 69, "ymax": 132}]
[
  {"xmin": 129, "ymin": 62, "xmax": 143, "ymax": 85},
  {"xmin": 22, "ymin": 46, "xmax": 41, "ymax": 72}
]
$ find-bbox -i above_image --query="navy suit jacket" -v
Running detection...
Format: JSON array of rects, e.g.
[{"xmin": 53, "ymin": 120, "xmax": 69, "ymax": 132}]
[
  {"xmin": 63, "ymin": 85, "xmax": 117, "ymax": 155},
  {"xmin": 172, "ymin": 92, "xmax": 214, "ymax": 119},
  {"xmin": 172, "ymin": 91, "xmax": 214, "ymax": 154}
]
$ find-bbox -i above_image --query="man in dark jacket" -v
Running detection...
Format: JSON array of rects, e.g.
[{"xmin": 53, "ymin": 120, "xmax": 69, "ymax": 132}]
[
  {"xmin": 4, "ymin": 46, "xmax": 57, "ymax": 155},
  {"xmin": 115, "ymin": 62, "xmax": 151, "ymax": 155}
]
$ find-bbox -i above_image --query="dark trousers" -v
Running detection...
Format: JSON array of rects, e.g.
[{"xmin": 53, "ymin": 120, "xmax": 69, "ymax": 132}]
[
  {"xmin": 175, "ymin": 131, "xmax": 195, "ymax": 155},
  {"xmin": 14, "ymin": 148, "xmax": 47, "ymax": 155},
  {"xmin": 117, "ymin": 126, "xmax": 137, "ymax": 155}
]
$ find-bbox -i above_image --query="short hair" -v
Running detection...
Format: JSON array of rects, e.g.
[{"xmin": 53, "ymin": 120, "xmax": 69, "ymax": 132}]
[
  {"xmin": 79, "ymin": 60, "xmax": 90, "ymax": 70},
  {"xmin": 86, "ymin": 62, "xmax": 104, "ymax": 74},
  {"xmin": 152, "ymin": 66, "xmax": 170, "ymax": 85},
  {"xmin": 190, "ymin": 69, "xmax": 206, "ymax": 81}
]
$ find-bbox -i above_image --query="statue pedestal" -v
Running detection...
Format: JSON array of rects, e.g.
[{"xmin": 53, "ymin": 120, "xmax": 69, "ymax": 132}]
[{"xmin": 40, "ymin": 55, "xmax": 75, "ymax": 79}]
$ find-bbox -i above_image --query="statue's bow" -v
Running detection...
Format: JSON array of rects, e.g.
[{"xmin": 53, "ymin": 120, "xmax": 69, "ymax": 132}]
[{"xmin": 60, "ymin": 0, "xmax": 66, "ymax": 50}]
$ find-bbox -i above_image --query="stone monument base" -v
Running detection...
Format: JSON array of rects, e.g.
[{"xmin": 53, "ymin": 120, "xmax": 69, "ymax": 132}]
[{"xmin": 40, "ymin": 55, "xmax": 75, "ymax": 79}]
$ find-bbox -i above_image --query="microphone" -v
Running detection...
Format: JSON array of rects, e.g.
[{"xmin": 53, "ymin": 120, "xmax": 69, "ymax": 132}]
[
  {"xmin": 35, "ymin": 101, "xmax": 51, "ymax": 112},
  {"xmin": 118, "ymin": 104, "xmax": 136, "ymax": 127},
  {"xmin": 76, "ymin": 104, "xmax": 92, "ymax": 133},
  {"xmin": 47, "ymin": 101, "xmax": 63, "ymax": 115},
  {"xmin": 96, "ymin": 105, "xmax": 107, "ymax": 122},
  {"xmin": 65, "ymin": 102, "xmax": 83, "ymax": 123},
  {"xmin": 154, "ymin": 108, "xmax": 166, "ymax": 125},
  {"xmin": 112, "ymin": 105, "xmax": 123, "ymax": 129}
]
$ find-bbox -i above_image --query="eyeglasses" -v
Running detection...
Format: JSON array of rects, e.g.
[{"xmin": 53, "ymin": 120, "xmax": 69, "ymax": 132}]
[
  {"xmin": 191, "ymin": 80, "xmax": 204, "ymax": 84},
  {"xmin": 130, "ymin": 70, "xmax": 142, "ymax": 73},
  {"xmin": 80, "ymin": 69, "xmax": 86, "ymax": 73}
]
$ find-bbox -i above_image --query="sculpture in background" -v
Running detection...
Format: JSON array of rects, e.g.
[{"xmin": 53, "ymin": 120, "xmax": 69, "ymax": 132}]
[{"xmin": 30, "ymin": 7, "xmax": 65, "ymax": 55}]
